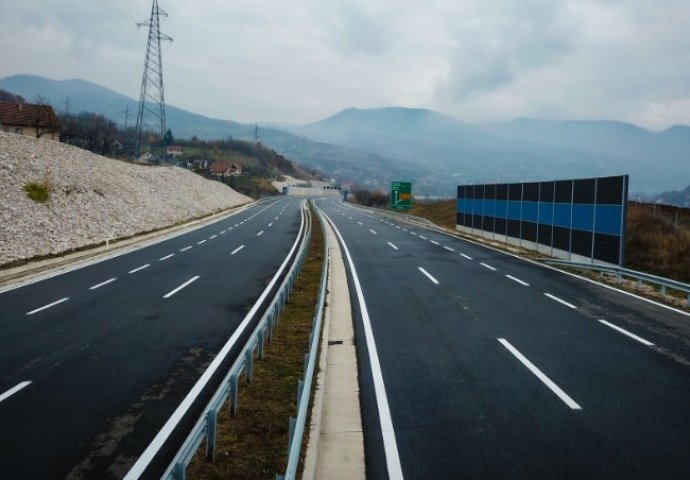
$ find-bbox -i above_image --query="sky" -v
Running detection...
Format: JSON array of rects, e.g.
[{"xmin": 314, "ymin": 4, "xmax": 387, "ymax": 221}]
[{"xmin": 1, "ymin": 0, "xmax": 690, "ymax": 130}]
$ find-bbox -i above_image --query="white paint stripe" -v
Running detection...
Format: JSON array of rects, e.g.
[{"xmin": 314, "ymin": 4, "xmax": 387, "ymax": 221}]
[
  {"xmin": 234, "ymin": 224, "xmax": 240, "ymax": 227},
  {"xmin": 410, "ymin": 232, "xmax": 417, "ymax": 236},
  {"xmin": 209, "ymin": 235, "xmax": 217, "ymax": 239},
  {"xmin": 357, "ymin": 221, "xmax": 363, "ymax": 225},
  {"xmin": 163, "ymin": 276, "xmax": 200, "ymax": 299},
  {"xmin": 599, "ymin": 320, "xmax": 655, "ymax": 346},
  {"xmin": 418, "ymin": 267, "xmax": 440, "ymax": 285},
  {"xmin": 275, "ymin": 216, "xmax": 279, "ymax": 220},
  {"xmin": 419, "ymin": 236, "xmax": 428, "ymax": 240},
  {"xmin": 431, "ymin": 240, "xmax": 440, "ymax": 245},
  {"xmin": 125, "ymin": 204, "xmax": 308, "ymax": 480},
  {"xmin": 159, "ymin": 254, "xmax": 174, "ymax": 261},
  {"xmin": 26, "ymin": 297, "xmax": 69, "ymax": 315},
  {"xmin": 89, "ymin": 278, "xmax": 116, "ymax": 290},
  {"xmin": 180, "ymin": 246, "xmax": 192, "ymax": 252},
  {"xmin": 129, "ymin": 264, "xmax": 150, "ymax": 274},
  {"xmin": 498, "ymin": 338, "xmax": 582, "ymax": 410},
  {"xmin": 231, "ymin": 245, "xmax": 245, "ymax": 255},
  {"xmin": 402, "ymin": 228, "xmax": 408, "ymax": 232},
  {"xmin": 321, "ymin": 211, "xmax": 404, "ymax": 479},
  {"xmin": 506, "ymin": 275, "xmax": 530, "ymax": 286},
  {"xmin": 480, "ymin": 262, "xmax": 497, "ymax": 271},
  {"xmin": 0, "ymin": 381, "xmax": 32, "ymax": 404},
  {"xmin": 395, "ymin": 225, "xmax": 401, "ymax": 229},
  {"xmin": 443, "ymin": 246, "xmax": 455, "ymax": 252},
  {"xmin": 220, "ymin": 230, "xmax": 226, "ymax": 234},
  {"xmin": 544, "ymin": 293, "xmax": 577, "ymax": 309},
  {"xmin": 268, "ymin": 223, "xmax": 273, "ymax": 227},
  {"xmin": 197, "ymin": 240, "xmax": 206, "ymax": 245},
  {"xmin": 369, "ymin": 229, "xmax": 377, "ymax": 235},
  {"xmin": 460, "ymin": 253, "xmax": 473, "ymax": 260},
  {"xmin": 257, "ymin": 230, "xmax": 264, "ymax": 237},
  {"xmin": 387, "ymin": 242, "xmax": 399, "ymax": 251}
]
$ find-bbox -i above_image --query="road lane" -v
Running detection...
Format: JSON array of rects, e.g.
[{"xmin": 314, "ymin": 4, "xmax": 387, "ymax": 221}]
[
  {"xmin": 319, "ymin": 199, "xmax": 690, "ymax": 479},
  {"xmin": 0, "ymin": 197, "xmax": 302, "ymax": 479}
]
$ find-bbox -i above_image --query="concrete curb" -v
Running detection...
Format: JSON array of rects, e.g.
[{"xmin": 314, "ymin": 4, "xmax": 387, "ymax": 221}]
[{"xmin": 302, "ymin": 218, "xmax": 365, "ymax": 480}]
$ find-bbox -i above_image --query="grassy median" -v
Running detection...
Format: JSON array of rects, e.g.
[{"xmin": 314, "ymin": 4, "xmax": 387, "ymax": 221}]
[{"xmin": 187, "ymin": 209, "xmax": 324, "ymax": 479}]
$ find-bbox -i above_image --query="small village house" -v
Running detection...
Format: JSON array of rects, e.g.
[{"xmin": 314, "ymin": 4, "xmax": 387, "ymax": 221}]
[{"xmin": 0, "ymin": 101, "xmax": 60, "ymax": 140}]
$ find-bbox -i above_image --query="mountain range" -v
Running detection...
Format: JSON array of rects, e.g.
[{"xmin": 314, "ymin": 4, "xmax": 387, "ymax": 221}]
[{"xmin": 2, "ymin": 74, "xmax": 688, "ymax": 196}]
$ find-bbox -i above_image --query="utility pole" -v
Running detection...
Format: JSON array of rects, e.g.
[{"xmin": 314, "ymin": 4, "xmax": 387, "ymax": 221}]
[
  {"xmin": 133, "ymin": 0, "xmax": 172, "ymax": 159},
  {"xmin": 123, "ymin": 105, "xmax": 130, "ymax": 129},
  {"xmin": 63, "ymin": 96, "xmax": 71, "ymax": 114},
  {"xmin": 254, "ymin": 123, "xmax": 260, "ymax": 143}
]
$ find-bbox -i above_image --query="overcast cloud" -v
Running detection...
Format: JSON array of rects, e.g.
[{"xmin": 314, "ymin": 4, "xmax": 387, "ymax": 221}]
[{"xmin": 1, "ymin": 0, "xmax": 690, "ymax": 129}]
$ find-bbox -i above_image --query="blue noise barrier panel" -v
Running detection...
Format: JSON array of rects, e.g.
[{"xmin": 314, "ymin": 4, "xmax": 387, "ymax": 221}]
[{"xmin": 456, "ymin": 175, "xmax": 628, "ymax": 265}]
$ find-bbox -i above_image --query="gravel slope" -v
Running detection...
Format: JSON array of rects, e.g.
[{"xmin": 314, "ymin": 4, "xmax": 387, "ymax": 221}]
[{"xmin": 0, "ymin": 132, "xmax": 251, "ymax": 267}]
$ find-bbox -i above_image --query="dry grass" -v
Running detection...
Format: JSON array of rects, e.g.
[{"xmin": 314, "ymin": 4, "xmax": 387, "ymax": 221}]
[
  {"xmin": 187, "ymin": 213, "xmax": 324, "ymax": 479},
  {"xmin": 626, "ymin": 202, "xmax": 690, "ymax": 284},
  {"xmin": 405, "ymin": 199, "xmax": 690, "ymax": 285}
]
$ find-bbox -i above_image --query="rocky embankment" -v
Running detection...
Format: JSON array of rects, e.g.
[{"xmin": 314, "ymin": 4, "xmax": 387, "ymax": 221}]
[{"xmin": 0, "ymin": 132, "xmax": 252, "ymax": 267}]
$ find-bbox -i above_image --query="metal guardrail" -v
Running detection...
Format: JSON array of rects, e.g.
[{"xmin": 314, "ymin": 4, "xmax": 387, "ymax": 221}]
[
  {"xmin": 543, "ymin": 259, "xmax": 690, "ymax": 306},
  {"xmin": 124, "ymin": 201, "xmax": 312, "ymax": 480},
  {"xmin": 278, "ymin": 201, "xmax": 330, "ymax": 480}
]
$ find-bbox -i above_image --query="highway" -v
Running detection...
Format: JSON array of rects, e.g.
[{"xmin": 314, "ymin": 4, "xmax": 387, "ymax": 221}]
[
  {"xmin": 317, "ymin": 199, "xmax": 690, "ymax": 480},
  {"xmin": 0, "ymin": 197, "xmax": 303, "ymax": 479}
]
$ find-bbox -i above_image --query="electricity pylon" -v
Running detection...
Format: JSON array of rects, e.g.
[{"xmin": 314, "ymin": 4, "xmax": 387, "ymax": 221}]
[{"xmin": 133, "ymin": 0, "xmax": 172, "ymax": 159}]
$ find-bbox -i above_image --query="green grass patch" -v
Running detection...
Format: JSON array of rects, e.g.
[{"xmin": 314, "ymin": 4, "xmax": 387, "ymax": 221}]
[
  {"xmin": 187, "ymin": 209, "xmax": 324, "ymax": 479},
  {"xmin": 23, "ymin": 181, "xmax": 51, "ymax": 203}
]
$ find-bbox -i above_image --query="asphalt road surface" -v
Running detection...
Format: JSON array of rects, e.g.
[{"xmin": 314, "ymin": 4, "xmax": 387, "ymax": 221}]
[
  {"xmin": 0, "ymin": 197, "xmax": 303, "ymax": 479},
  {"xmin": 317, "ymin": 199, "xmax": 690, "ymax": 480}
]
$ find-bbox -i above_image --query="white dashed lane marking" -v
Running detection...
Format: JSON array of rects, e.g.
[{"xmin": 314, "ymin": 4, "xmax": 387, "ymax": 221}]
[{"xmin": 26, "ymin": 297, "xmax": 69, "ymax": 316}]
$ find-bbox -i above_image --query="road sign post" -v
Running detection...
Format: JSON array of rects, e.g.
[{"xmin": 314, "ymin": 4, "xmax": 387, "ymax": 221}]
[{"xmin": 391, "ymin": 181, "xmax": 412, "ymax": 210}]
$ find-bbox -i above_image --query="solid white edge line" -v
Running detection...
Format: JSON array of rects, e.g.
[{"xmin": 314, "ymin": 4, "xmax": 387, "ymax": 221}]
[
  {"xmin": 159, "ymin": 254, "xmax": 174, "ymax": 261},
  {"xmin": 498, "ymin": 338, "xmax": 582, "ymax": 410},
  {"xmin": 162, "ymin": 276, "xmax": 200, "ymax": 299},
  {"xmin": 387, "ymin": 242, "xmax": 399, "ymax": 251},
  {"xmin": 418, "ymin": 267, "xmax": 440, "ymax": 285},
  {"xmin": 26, "ymin": 297, "xmax": 69, "ymax": 315},
  {"xmin": 598, "ymin": 320, "xmax": 655, "ymax": 346},
  {"xmin": 89, "ymin": 278, "xmax": 116, "ymax": 290},
  {"xmin": 544, "ymin": 293, "xmax": 577, "ymax": 309},
  {"xmin": 0, "ymin": 381, "xmax": 32, "ymax": 404},
  {"xmin": 124, "ymin": 200, "xmax": 307, "ymax": 480},
  {"xmin": 319, "ymin": 209, "xmax": 404, "ymax": 480},
  {"xmin": 129, "ymin": 264, "xmax": 150, "ymax": 274},
  {"xmin": 231, "ymin": 245, "xmax": 245, "ymax": 255},
  {"xmin": 480, "ymin": 262, "xmax": 497, "ymax": 271},
  {"xmin": 506, "ymin": 275, "xmax": 530, "ymax": 287}
]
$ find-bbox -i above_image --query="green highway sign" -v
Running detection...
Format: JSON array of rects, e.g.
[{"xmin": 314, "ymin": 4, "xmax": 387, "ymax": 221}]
[{"xmin": 391, "ymin": 181, "xmax": 412, "ymax": 210}]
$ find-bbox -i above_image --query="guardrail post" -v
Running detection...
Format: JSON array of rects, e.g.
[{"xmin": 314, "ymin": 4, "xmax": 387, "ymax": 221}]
[
  {"xmin": 617, "ymin": 272, "xmax": 622, "ymax": 283},
  {"xmin": 245, "ymin": 350, "xmax": 254, "ymax": 383},
  {"xmin": 258, "ymin": 328, "xmax": 265, "ymax": 359},
  {"xmin": 287, "ymin": 416, "xmax": 296, "ymax": 451},
  {"xmin": 173, "ymin": 462, "xmax": 186, "ymax": 480},
  {"xmin": 229, "ymin": 373, "xmax": 239, "ymax": 416},
  {"xmin": 205, "ymin": 409, "xmax": 217, "ymax": 462},
  {"xmin": 661, "ymin": 285, "xmax": 667, "ymax": 297},
  {"xmin": 637, "ymin": 278, "xmax": 642, "ymax": 289}
]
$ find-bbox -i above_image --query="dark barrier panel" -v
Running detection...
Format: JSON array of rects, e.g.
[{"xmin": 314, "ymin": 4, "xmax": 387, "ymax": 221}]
[{"xmin": 456, "ymin": 175, "xmax": 628, "ymax": 265}]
